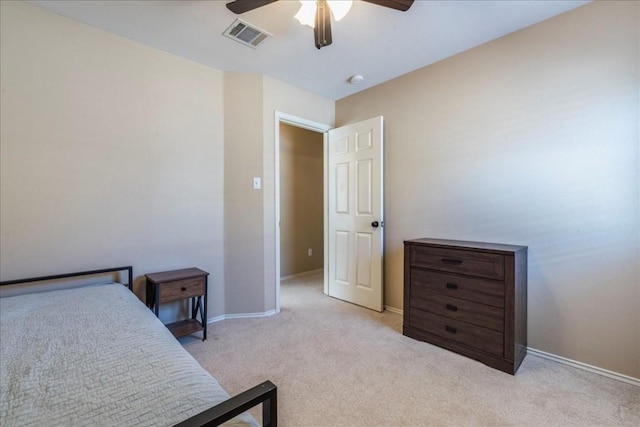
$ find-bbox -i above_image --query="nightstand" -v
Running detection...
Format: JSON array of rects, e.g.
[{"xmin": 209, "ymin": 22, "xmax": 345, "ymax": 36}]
[{"xmin": 145, "ymin": 267, "xmax": 209, "ymax": 341}]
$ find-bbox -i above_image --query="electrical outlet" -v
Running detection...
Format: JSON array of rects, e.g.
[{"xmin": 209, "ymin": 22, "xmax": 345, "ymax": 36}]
[{"xmin": 308, "ymin": 248, "xmax": 312, "ymax": 256}]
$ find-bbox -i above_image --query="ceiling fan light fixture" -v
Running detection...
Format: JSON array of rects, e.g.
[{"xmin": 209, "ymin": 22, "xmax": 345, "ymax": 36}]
[
  {"xmin": 328, "ymin": 0, "xmax": 353, "ymax": 21},
  {"xmin": 295, "ymin": 1, "xmax": 317, "ymax": 27},
  {"xmin": 295, "ymin": 0, "xmax": 353, "ymax": 28}
]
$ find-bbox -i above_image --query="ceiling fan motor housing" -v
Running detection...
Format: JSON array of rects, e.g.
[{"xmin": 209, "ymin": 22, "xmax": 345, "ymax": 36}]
[{"xmin": 315, "ymin": 0, "xmax": 333, "ymax": 49}]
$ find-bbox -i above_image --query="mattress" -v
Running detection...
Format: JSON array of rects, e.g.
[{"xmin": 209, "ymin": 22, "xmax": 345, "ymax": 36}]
[{"xmin": 0, "ymin": 283, "xmax": 257, "ymax": 427}]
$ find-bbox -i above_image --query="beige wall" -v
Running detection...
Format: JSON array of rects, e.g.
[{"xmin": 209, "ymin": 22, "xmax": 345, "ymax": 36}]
[
  {"xmin": 222, "ymin": 74, "xmax": 334, "ymax": 314},
  {"xmin": 223, "ymin": 73, "xmax": 266, "ymax": 314},
  {"xmin": 279, "ymin": 124, "xmax": 324, "ymax": 277},
  {"xmin": 0, "ymin": 1, "xmax": 226, "ymax": 319},
  {"xmin": 336, "ymin": 1, "xmax": 640, "ymax": 377}
]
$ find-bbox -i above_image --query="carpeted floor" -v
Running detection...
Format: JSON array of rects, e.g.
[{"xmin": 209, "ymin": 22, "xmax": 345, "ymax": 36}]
[{"xmin": 182, "ymin": 271, "xmax": 639, "ymax": 426}]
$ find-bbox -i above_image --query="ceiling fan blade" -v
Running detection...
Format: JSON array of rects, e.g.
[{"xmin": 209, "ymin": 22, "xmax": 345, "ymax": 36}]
[
  {"xmin": 314, "ymin": 0, "xmax": 332, "ymax": 49},
  {"xmin": 362, "ymin": 0, "xmax": 414, "ymax": 12},
  {"xmin": 226, "ymin": 0, "xmax": 278, "ymax": 14}
]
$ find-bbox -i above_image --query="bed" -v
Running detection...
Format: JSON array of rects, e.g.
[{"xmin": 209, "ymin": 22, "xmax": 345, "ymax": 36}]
[{"xmin": 0, "ymin": 266, "xmax": 277, "ymax": 427}]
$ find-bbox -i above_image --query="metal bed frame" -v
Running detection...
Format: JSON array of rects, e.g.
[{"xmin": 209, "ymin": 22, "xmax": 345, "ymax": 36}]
[{"xmin": 0, "ymin": 266, "xmax": 277, "ymax": 427}]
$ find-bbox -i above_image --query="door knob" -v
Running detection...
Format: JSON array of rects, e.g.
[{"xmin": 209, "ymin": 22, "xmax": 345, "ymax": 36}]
[{"xmin": 371, "ymin": 221, "xmax": 379, "ymax": 228}]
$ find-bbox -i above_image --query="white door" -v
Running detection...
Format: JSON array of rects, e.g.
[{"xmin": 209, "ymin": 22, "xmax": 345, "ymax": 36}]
[{"xmin": 327, "ymin": 116, "xmax": 383, "ymax": 312}]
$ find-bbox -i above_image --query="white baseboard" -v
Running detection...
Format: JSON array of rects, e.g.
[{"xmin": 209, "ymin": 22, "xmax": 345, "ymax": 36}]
[
  {"xmin": 206, "ymin": 314, "xmax": 226, "ymax": 323},
  {"xmin": 527, "ymin": 347, "xmax": 639, "ymax": 386},
  {"xmin": 360, "ymin": 309, "xmax": 638, "ymax": 386},
  {"xmin": 207, "ymin": 309, "xmax": 278, "ymax": 324},
  {"xmin": 384, "ymin": 306, "xmax": 403, "ymax": 315},
  {"xmin": 280, "ymin": 268, "xmax": 323, "ymax": 281}
]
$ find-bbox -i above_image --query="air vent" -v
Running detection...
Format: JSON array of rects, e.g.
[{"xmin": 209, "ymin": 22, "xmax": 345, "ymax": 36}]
[{"xmin": 223, "ymin": 19, "xmax": 271, "ymax": 49}]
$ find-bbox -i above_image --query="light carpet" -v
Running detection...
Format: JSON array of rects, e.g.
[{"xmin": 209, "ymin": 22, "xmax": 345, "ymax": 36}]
[{"xmin": 182, "ymin": 272, "xmax": 639, "ymax": 426}]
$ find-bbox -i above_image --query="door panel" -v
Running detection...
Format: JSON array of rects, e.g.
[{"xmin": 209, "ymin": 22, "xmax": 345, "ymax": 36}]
[
  {"xmin": 335, "ymin": 230, "xmax": 350, "ymax": 284},
  {"xmin": 328, "ymin": 116, "xmax": 383, "ymax": 311},
  {"xmin": 335, "ymin": 162, "xmax": 349, "ymax": 213},
  {"xmin": 356, "ymin": 232, "xmax": 373, "ymax": 290},
  {"xmin": 357, "ymin": 160, "xmax": 372, "ymax": 214}
]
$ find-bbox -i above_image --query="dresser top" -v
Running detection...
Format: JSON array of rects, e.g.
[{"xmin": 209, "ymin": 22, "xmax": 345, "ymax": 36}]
[{"xmin": 404, "ymin": 238, "xmax": 527, "ymax": 254}]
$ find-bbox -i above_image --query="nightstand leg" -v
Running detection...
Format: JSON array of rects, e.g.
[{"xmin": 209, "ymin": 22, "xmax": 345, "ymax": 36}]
[
  {"xmin": 203, "ymin": 277, "xmax": 207, "ymax": 341},
  {"xmin": 146, "ymin": 279, "xmax": 156, "ymax": 310},
  {"xmin": 198, "ymin": 297, "xmax": 206, "ymax": 341},
  {"xmin": 190, "ymin": 297, "xmax": 197, "ymax": 319},
  {"xmin": 154, "ymin": 290, "xmax": 160, "ymax": 317}
]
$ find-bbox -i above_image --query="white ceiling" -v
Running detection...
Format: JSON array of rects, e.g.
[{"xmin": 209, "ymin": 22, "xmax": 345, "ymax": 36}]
[{"xmin": 27, "ymin": 0, "xmax": 590, "ymax": 101}]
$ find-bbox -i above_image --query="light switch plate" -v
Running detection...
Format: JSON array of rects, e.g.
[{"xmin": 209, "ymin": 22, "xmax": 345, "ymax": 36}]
[{"xmin": 253, "ymin": 177, "xmax": 261, "ymax": 190}]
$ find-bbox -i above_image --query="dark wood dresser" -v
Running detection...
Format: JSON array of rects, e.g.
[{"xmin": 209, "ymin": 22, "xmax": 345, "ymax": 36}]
[{"xmin": 403, "ymin": 238, "xmax": 527, "ymax": 374}]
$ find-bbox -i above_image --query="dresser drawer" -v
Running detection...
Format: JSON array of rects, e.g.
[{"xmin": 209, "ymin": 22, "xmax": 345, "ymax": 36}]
[
  {"xmin": 409, "ymin": 309, "xmax": 504, "ymax": 357},
  {"xmin": 410, "ymin": 268, "xmax": 504, "ymax": 307},
  {"xmin": 159, "ymin": 277, "xmax": 205, "ymax": 303},
  {"xmin": 410, "ymin": 246, "xmax": 504, "ymax": 280},
  {"xmin": 410, "ymin": 290, "xmax": 504, "ymax": 332}
]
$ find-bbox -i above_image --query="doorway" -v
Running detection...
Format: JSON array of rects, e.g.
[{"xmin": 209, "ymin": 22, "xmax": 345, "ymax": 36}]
[
  {"xmin": 274, "ymin": 112, "xmax": 331, "ymax": 313},
  {"xmin": 279, "ymin": 123, "xmax": 324, "ymax": 280}
]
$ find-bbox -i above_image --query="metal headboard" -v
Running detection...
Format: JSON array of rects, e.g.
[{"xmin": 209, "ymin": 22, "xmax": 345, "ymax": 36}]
[{"xmin": 0, "ymin": 266, "xmax": 134, "ymax": 290}]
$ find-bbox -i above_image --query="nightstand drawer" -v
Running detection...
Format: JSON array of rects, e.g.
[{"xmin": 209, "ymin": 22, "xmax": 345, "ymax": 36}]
[
  {"xmin": 410, "ymin": 290, "xmax": 504, "ymax": 332},
  {"xmin": 159, "ymin": 277, "xmax": 205, "ymax": 303},
  {"xmin": 409, "ymin": 309, "xmax": 504, "ymax": 357},
  {"xmin": 410, "ymin": 246, "xmax": 504, "ymax": 280},
  {"xmin": 410, "ymin": 268, "xmax": 504, "ymax": 307}
]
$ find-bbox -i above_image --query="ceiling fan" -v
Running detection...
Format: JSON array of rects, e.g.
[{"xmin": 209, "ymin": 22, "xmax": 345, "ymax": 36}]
[{"xmin": 226, "ymin": 0, "xmax": 414, "ymax": 49}]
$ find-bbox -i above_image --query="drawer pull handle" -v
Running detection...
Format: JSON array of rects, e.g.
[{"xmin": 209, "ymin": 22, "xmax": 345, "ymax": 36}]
[
  {"xmin": 441, "ymin": 258, "xmax": 463, "ymax": 265},
  {"xmin": 181, "ymin": 287, "xmax": 187, "ymax": 291},
  {"xmin": 445, "ymin": 325, "xmax": 457, "ymax": 334},
  {"xmin": 446, "ymin": 304, "xmax": 458, "ymax": 312},
  {"xmin": 446, "ymin": 283, "xmax": 458, "ymax": 290}
]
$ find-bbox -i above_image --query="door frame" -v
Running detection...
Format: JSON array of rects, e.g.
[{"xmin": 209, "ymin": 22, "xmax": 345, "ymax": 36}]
[{"xmin": 274, "ymin": 111, "xmax": 332, "ymax": 313}]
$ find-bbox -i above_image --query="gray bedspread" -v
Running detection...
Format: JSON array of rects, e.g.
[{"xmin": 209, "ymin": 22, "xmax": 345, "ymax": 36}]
[{"xmin": 0, "ymin": 283, "xmax": 257, "ymax": 427}]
